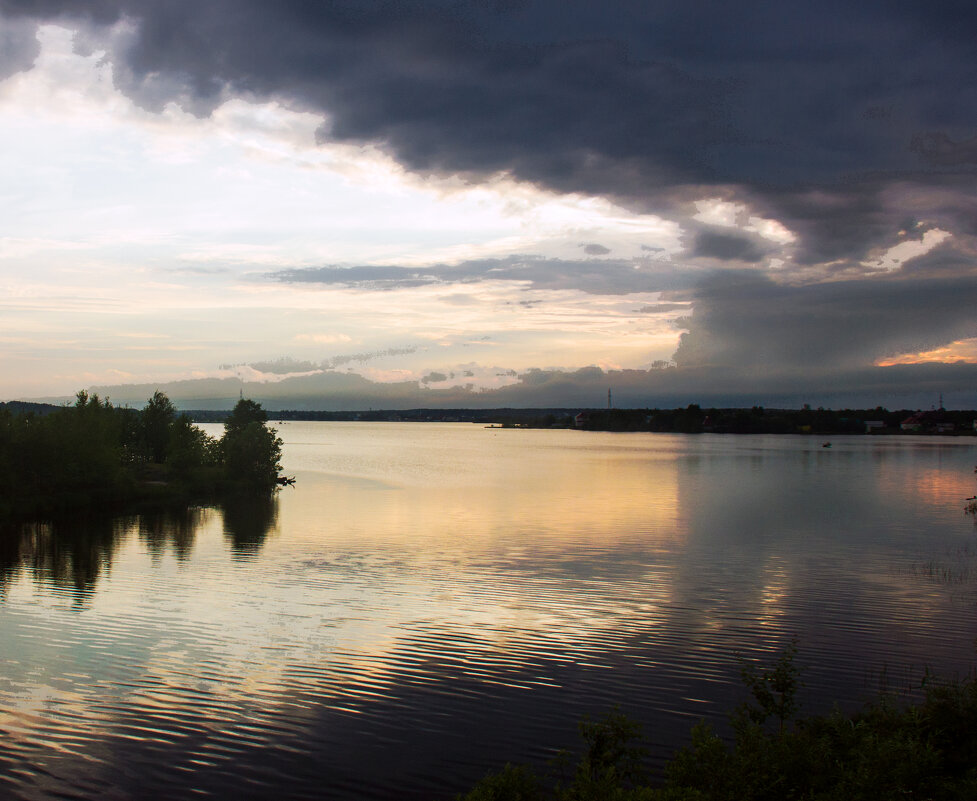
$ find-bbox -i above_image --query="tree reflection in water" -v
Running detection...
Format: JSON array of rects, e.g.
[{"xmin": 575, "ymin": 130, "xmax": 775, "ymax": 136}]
[
  {"xmin": 220, "ymin": 492, "xmax": 279, "ymax": 558},
  {"xmin": 19, "ymin": 515, "xmax": 124, "ymax": 605},
  {"xmin": 0, "ymin": 521, "xmax": 24, "ymax": 600},
  {"xmin": 138, "ymin": 506, "xmax": 210, "ymax": 562},
  {"xmin": 0, "ymin": 494, "xmax": 279, "ymax": 601}
]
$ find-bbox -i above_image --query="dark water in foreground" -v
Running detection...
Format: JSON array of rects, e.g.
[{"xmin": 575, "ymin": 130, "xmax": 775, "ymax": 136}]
[{"xmin": 1, "ymin": 425, "xmax": 976, "ymax": 799}]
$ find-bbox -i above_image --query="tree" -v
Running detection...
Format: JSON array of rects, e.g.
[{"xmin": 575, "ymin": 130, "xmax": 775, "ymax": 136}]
[
  {"xmin": 167, "ymin": 414, "xmax": 218, "ymax": 473},
  {"xmin": 142, "ymin": 390, "xmax": 177, "ymax": 464},
  {"xmin": 221, "ymin": 398, "xmax": 282, "ymax": 490},
  {"xmin": 736, "ymin": 640, "xmax": 801, "ymax": 735}
]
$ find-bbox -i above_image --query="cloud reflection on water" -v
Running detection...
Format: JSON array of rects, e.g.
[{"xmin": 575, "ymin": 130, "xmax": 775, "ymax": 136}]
[{"xmin": 0, "ymin": 425, "xmax": 975, "ymax": 799}]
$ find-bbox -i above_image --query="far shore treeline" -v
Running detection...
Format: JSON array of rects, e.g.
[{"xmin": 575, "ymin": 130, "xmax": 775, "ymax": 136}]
[
  {"xmin": 184, "ymin": 404, "xmax": 976, "ymax": 435},
  {"xmin": 0, "ymin": 391, "xmax": 282, "ymax": 520},
  {"xmin": 5, "ymin": 401, "xmax": 977, "ymax": 437}
]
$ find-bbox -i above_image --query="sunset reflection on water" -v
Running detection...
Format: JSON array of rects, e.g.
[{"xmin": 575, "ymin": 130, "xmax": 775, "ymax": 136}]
[{"xmin": 0, "ymin": 425, "xmax": 975, "ymax": 800}]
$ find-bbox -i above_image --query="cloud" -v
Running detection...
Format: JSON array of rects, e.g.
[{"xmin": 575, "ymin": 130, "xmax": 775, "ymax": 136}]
[
  {"xmin": 4, "ymin": 0, "xmax": 977, "ymax": 269},
  {"xmin": 324, "ymin": 347, "xmax": 418, "ymax": 369},
  {"xmin": 216, "ymin": 351, "xmax": 422, "ymax": 380},
  {"xmin": 0, "ymin": 14, "xmax": 40, "ymax": 80},
  {"xmin": 910, "ymin": 132, "xmax": 977, "ymax": 167},
  {"xmin": 635, "ymin": 303, "xmax": 690, "ymax": 314},
  {"xmin": 672, "ymin": 270, "xmax": 977, "ymax": 372},
  {"xmin": 85, "ymin": 360, "xmax": 977, "ymax": 412},
  {"xmin": 224, "ymin": 357, "xmax": 319, "ymax": 375},
  {"xmin": 5, "ymin": 2, "xmax": 977, "ymax": 405},
  {"xmin": 273, "ymin": 254, "xmax": 699, "ymax": 295},
  {"xmin": 690, "ymin": 230, "xmax": 770, "ymax": 264}
]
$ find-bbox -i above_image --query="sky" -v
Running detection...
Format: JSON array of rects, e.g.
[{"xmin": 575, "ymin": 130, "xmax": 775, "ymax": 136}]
[{"xmin": 2, "ymin": 1, "xmax": 977, "ymax": 409}]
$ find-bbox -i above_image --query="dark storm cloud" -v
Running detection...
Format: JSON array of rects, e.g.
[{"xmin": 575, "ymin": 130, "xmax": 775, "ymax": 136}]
[
  {"xmin": 911, "ymin": 132, "xmax": 977, "ymax": 167},
  {"xmin": 691, "ymin": 230, "xmax": 769, "ymax": 264},
  {"xmin": 739, "ymin": 177, "xmax": 977, "ymax": 269},
  {"xmin": 672, "ymin": 270, "xmax": 977, "ymax": 371},
  {"xmin": 0, "ymin": 0, "xmax": 977, "ymax": 278},
  {"xmin": 4, "ymin": 0, "xmax": 977, "ymax": 260},
  {"xmin": 6, "ymin": 0, "xmax": 977, "ymax": 402},
  {"xmin": 481, "ymin": 363, "xmax": 977, "ymax": 409},
  {"xmin": 898, "ymin": 236, "xmax": 977, "ymax": 279},
  {"xmin": 273, "ymin": 255, "xmax": 700, "ymax": 295},
  {"xmin": 0, "ymin": 13, "xmax": 40, "ymax": 79}
]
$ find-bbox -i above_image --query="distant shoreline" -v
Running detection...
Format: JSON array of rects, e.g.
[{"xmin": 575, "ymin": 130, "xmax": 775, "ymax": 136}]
[
  {"xmin": 187, "ymin": 405, "xmax": 977, "ymax": 437},
  {"xmin": 7, "ymin": 401, "xmax": 976, "ymax": 436}
]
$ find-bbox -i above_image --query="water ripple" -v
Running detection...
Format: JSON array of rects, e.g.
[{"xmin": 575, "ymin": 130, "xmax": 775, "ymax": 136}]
[{"xmin": 1, "ymin": 428, "xmax": 976, "ymax": 799}]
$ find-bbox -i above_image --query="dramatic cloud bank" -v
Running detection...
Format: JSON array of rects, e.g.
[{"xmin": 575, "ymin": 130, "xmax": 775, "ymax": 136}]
[
  {"xmin": 87, "ymin": 361, "xmax": 977, "ymax": 413},
  {"xmin": 2, "ymin": 1, "xmax": 977, "ymax": 406}
]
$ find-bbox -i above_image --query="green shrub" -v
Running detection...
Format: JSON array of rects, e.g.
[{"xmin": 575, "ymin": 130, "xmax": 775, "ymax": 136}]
[{"xmin": 461, "ymin": 644, "xmax": 977, "ymax": 801}]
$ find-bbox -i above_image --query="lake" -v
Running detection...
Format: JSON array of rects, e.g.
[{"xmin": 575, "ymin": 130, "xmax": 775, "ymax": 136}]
[{"xmin": 1, "ymin": 424, "xmax": 976, "ymax": 799}]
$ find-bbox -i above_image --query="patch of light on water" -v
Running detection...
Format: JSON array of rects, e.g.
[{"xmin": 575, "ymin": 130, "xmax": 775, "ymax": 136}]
[{"xmin": 0, "ymin": 426, "xmax": 975, "ymax": 798}]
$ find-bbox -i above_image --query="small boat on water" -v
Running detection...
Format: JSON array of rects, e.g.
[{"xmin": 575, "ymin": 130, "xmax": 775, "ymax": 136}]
[{"xmin": 821, "ymin": 441, "xmax": 832, "ymax": 448}]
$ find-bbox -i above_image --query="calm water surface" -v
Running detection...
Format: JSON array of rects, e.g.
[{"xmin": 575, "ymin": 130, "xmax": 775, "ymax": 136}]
[{"xmin": 2, "ymin": 424, "xmax": 976, "ymax": 799}]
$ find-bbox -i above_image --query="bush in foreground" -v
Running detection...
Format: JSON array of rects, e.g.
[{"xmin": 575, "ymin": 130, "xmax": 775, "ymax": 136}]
[{"xmin": 459, "ymin": 645, "xmax": 977, "ymax": 801}]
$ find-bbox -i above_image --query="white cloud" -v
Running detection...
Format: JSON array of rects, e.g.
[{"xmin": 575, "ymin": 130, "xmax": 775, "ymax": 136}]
[
  {"xmin": 693, "ymin": 197, "xmax": 795, "ymax": 245},
  {"xmin": 864, "ymin": 228, "xmax": 951, "ymax": 272},
  {"xmin": 0, "ymin": 20, "xmax": 708, "ymax": 397}
]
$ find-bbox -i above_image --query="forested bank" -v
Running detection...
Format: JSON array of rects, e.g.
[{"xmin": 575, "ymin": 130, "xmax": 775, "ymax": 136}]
[
  {"xmin": 0, "ymin": 391, "xmax": 282, "ymax": 520},
  {"xmin": 187, "ymin": 405, "xmax": 977, "ymax": 435}
]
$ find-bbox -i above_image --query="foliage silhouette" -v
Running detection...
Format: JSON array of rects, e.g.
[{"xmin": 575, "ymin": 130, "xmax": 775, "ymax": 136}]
[
  {"xmin": 221, "ymin": 399, "xmax": 283, "ymax": 490},
  {"xmin": 0, "ymin": 391, "xmax": 282, "ymax": 520},
  {"xmin": 460, "ymin": 643, "xmax": 977, "ymax": 801},
  {"xmin": 141, "ymin": 389, "xmax": 177, "ymax": 463},
  {"xmin": 736, "ymin": 639, "xmax": 801, "ymax": 734}
]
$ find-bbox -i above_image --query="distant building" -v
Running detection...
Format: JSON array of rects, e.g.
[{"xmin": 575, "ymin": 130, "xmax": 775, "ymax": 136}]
[
  {"xmin": 864, "ymin": 420, "xmax": 885, "ymax": 433},
  {"xmin": 900, "ymin": 412, "xmax": 925, "ymax": 432},
  {"xmin": 574, "ymin": 412, "xmax": 590, "ymax": 428},
  {"xmin": 900, "ymin": 410, "xmax": 954, "ymax": 433}
]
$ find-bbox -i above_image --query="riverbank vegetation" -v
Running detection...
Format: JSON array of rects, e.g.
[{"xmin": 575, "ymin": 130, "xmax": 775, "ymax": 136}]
[
  {"xmin": 460, "ymin": 645, "xmax": 977, "ymax": 801},
  {"xmin": 179, "ymin": 404, "xmax": 977, "ymax": 436},
  {"xmin": 572, "ymin": 405, "xmax": 977, "ymax": 435},
  {"xmin": 0, "ymin": 391, "xmax": 282, "ymax": 520}
]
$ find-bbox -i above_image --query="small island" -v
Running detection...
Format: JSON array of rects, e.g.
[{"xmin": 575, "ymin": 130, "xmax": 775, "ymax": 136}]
[{"xmin": 0, "ymin": 391, "xmax": 284, "ymax": 520}]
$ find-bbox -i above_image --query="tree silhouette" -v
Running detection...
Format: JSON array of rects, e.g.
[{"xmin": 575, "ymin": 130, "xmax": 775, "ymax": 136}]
[
  {"xmin": 142, "ymin": 390, "xmax": 176, "ymax": 464},
  {"xmin": 221, "ymin": 398, "xmax": 282, "ymax": 490}
]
